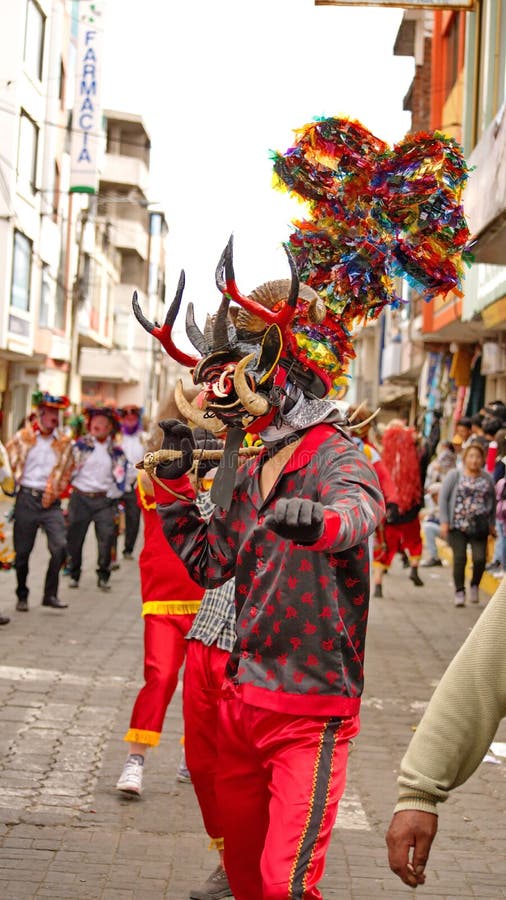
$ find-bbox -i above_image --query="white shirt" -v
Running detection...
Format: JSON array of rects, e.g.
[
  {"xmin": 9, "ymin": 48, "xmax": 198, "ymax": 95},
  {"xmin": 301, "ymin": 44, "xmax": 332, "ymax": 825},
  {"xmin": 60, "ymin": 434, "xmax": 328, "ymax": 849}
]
[
  {"xmin": 21, "ymin": 432, "xmax": 58, "ymax": 490},
  {"xmin": 120, "ymin": 432, "xmax": 144, "ymax": 490},
  {"xmin": 72, "ymin": 438, "xmax": 120, "ymax": 498}
]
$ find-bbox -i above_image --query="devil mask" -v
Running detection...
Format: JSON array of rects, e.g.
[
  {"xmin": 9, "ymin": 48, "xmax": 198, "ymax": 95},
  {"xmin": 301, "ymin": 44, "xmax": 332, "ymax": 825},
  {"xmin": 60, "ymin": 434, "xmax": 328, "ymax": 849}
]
[{"xmin": 133, "ymin": 235, "xmax": 334, "ymax": 435}]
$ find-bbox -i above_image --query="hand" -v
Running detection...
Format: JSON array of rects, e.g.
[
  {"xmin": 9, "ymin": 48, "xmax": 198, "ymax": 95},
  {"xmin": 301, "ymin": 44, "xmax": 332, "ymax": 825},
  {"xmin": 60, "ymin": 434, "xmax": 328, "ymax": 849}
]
[
  {"xmin": 386, "ymin": 810, "xmax": 438, "ymax": 887},
  {"xmin": 157, "ymin": 419, "xmax": 195, "ymax": 479},
  {"xmin": 439, "ymin": 522, "xmax": 449, "ymax": 541},
  {"xmin": 385, "ymin": 502, "xmax": 399, "ymax": 524},
  {"xmin": 264, "ymin": 498, "xmax": 324, "ymax": 545},
  {"xmin": 489, "ymin": 525, "xmax": 497, "ymax": 538},
  {"xmin": 193, "ymin": 428, "xmax": 224, "ymax": 478}
]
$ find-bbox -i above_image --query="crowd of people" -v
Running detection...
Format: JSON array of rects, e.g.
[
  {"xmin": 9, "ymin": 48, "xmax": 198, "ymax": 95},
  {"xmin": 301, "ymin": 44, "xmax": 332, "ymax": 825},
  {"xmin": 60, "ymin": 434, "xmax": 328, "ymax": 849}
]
[
  {"xmin": 1, "ymin": 378, "xmax": 506, "ymax": 897},
  {"xmin": 0, "ymin": 394, "xmax": 147, "ymax": 623}
]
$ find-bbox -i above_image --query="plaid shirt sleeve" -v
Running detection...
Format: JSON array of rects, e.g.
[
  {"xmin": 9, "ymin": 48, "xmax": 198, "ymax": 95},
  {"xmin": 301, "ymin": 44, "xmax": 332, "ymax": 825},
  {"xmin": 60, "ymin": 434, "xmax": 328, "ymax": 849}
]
[{"xmin": 185, "ymin": 491, "xmax": 236, "ymax": 653}]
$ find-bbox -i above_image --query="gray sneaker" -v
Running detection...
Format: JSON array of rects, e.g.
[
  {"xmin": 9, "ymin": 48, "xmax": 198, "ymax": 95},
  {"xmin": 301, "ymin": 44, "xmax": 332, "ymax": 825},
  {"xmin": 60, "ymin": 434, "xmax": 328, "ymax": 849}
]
[
  {"xmin": 189, "ymin": 864, "xmax": 232, "ymax": 899},
  {"xmin": 470, "ymin": 585, "xmax": 480, "ymax": 604},
  {"xmin": 454, "ymin": 590, "xmax": 466, "ymax": 607}
]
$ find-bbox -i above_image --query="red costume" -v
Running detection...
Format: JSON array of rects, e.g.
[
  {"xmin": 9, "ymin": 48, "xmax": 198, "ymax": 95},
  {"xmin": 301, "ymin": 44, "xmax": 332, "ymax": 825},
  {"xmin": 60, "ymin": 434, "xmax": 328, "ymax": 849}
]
[
  {"xmin": 133, "ymin": 114, "xmax": 470, "ymax": 898},
  {"xmin": 123, "ymin": 476, "xmax": 203, "ymax": 747}
]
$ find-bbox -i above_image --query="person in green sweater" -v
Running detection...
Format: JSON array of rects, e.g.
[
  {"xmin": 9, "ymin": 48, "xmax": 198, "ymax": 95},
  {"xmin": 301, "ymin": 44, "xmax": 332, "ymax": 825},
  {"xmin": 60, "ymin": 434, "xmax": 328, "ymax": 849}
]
[{"xmin": 386, "ymin": 574, "xmax": 506, "ymax": 888}]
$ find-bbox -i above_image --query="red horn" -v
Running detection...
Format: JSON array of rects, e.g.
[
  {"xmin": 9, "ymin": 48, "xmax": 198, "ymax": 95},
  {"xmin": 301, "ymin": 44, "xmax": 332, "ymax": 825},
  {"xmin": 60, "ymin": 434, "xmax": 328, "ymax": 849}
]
[
  {"xmin": 132, "ymin": 272, "xmax": 199, "ymax": 368},
  {"xmin": 218, "ymin": 235, "xmax": 299, "ymax": 332}
]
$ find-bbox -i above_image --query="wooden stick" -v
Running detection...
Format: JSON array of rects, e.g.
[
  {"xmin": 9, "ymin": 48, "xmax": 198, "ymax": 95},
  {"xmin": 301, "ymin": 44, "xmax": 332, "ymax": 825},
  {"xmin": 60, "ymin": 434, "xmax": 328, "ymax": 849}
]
[{"xmin": 136, "ymin": 446, "xmax": 261, "ymax": 470}]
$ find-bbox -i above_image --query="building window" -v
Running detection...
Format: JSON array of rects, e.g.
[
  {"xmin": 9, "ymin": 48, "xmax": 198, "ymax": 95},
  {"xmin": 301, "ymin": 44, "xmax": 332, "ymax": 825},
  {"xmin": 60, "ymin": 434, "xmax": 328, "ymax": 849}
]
[
  {"xmin": 39, "ymin": 265, "xmax": 52, "ymax": 327},
  {"xmin": 149, "ymin": 212, "xmax": 162, "ymax": 236},
  {"xmin": 18, "ymin": 110, "xmax": 39, "ymax": 193},
  {"xmin": 58, "ymin": 58, "xmax": 66, "ymax": 110},
  {"xmin": 53, "ymin": 161, "xmax": 60, "ymax": 223},
  {"xmin": 54, "ymin": 245, "xmax": 66, "ymax": 331},
  {"xmin": 11, "ymin": 231, "xmax": 32, "ymax": 312},
  {"xmin": 24, "ymin": 0, "xmax": 45, "ymax": 81}
]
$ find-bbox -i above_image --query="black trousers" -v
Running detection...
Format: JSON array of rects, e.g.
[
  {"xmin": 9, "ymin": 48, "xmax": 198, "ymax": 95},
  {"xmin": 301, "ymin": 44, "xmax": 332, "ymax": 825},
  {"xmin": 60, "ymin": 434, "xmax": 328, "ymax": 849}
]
[
  {"xmin": 448, "ymin": 528, "xmax": 487, "ymax": 593},
  {"xmin": 13, "ymin": 490, "xmax": 66, "ymax": 600},
  {"xmin": 66, "ymin": 493, "xmax": 118, "ymax": 583},
  {"xmin": 121, "ymin": 489, "xmax": 141, "ymax": 554}
]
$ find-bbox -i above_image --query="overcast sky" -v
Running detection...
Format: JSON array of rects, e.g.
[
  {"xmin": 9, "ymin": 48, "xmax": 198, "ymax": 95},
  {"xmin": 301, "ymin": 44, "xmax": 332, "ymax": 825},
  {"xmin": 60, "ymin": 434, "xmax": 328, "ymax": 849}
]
[{"xmin": 100, "ymin": 0, "xmax": 414, "ymax": 326}]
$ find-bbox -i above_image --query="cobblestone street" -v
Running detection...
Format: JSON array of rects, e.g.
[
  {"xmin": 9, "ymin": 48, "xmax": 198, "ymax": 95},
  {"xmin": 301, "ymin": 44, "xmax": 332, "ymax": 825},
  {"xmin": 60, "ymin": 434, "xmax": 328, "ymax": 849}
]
[{"xmin": 1, "ymin": 509, "xmax": 505, "ymax": 899}]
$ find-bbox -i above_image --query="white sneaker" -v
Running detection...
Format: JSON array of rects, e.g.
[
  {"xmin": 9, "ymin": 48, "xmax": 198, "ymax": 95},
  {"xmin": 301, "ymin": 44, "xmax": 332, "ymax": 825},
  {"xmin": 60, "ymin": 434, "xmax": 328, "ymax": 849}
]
[
  {"xmin": 176, "ymin": 747, "xmax": 192, "ymax": 783},
  {"xmin": 492, "ymin": 569, "xmax": 505, "ymax": 579},
  {"xmin": 470, "ymin": 585, "xmax": 480, "ymax": 604},
  {"xmin": 454, "ymin": 591, "xmax": 466, "ymax": 607},
  {"xmin": 116, "ymin": 755, "xmax": 144, "ymax": 795}
]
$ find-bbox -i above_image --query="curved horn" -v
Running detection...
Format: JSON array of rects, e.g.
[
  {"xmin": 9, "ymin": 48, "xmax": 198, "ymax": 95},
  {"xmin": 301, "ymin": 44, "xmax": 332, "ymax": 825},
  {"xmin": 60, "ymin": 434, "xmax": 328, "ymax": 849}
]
[
  {"xmin": 233, "ymin": 354, "xmax": 270, "ymax": 416},
  {"xmin": 212, "ymin": 295, "xmax": 231, "ymax": 350},
  {"xmin": 132, "ymin": 274, "xmax": 199, "ymax": 368},
  {"xmin": 217, "ymin": 237, "xmax": 298, "ymax": 334},
  {"xmin": 347, "ymin": 400, "xmax": 367, "ymax": 423},
  {"xmin": 132, "ymin": 289, "xmax": 155, "ymax": 335},
  {"xmin": 185, "ymin": 303, "xmax": 207, "ymax": 354},
  {"xmin": 215, "ymin": 235, "xmax": 233, "ymax": 292},
  {"xmin": 174, "ymin": 380, "xmax": 225, "ymax": 433},
  {"xmin": 348, "ymin": 408, "xmax": 381, "ymax": 432},
  {"xmin": 307, "ymin": 294, "xmax": 327, "ymax": 324},
  {"xmin": 282, "ymin": 242, "xmax": 300, "ymax": 311}
]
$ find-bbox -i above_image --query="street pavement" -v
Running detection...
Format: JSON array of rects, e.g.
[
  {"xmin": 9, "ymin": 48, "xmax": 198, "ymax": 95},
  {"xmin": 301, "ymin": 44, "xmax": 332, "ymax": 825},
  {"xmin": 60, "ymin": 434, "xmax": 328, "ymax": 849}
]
[{"xmin": 1, "ymin": 506, "xmax": 506, "ymax": 899}]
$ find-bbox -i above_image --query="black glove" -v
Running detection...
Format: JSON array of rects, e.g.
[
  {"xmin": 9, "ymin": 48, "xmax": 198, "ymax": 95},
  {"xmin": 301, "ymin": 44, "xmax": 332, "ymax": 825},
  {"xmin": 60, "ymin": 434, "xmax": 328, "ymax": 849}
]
[
  {"xmin": 192, "ymin": 428, "xmax": 224, "ymax": 478},
  {"xmin": 264, "ymin": 498, "xmax": 325, "ymax": 545},
  {"xmin": 385, "ymin": 502, "xmax": 400, "ymax": 524},
  {"xmin": 156, "ymin": 419, "xmax": 195, "ymax": 479}
]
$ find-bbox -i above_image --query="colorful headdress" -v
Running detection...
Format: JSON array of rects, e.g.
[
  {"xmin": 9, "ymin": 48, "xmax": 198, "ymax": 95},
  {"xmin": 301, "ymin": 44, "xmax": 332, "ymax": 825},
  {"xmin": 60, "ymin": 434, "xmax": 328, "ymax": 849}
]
[
  {"xmin": 83, "ymin": 405, "xmax": 120, "ymax": 431},
  {"xmin": 271, "ymin": 116, "xmax": 472, "ymax": 384},
  {"xmin": 133, "ymin": 116, "xmax": 472, "ymax": 439},
  {"xmin": 32, "ymin": 391, "xmax": 70, "ymax": 410}
]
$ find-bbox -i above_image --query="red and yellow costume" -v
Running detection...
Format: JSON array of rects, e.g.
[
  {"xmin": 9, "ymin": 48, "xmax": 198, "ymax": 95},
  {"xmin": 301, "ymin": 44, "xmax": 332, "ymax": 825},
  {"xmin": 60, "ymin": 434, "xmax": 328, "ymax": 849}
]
[
  {"xmin": 123, "ymin": 474, "xmax": 203, "ymax": 747},
  {"xmin": 373, "ymin": 424, "xmax": 425, "ymax": 571}
]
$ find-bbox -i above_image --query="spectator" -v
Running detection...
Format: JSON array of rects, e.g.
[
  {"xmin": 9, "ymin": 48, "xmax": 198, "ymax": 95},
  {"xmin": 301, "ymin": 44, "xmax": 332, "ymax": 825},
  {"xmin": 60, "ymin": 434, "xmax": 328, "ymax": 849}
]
[
  {"xmin": 386, "ymin": 575, "xmax": 506, "ymax": 888},
  {"xmin": 439, "ymin": 441, "xmax": 496, "ymax": 606},
  {"xmin": 420, "ymin": 482, "xmax": 443, "ymax": 568},
  {"xmin": 455, "ymin": 416, "xmax": 472, "ymax": 445}
]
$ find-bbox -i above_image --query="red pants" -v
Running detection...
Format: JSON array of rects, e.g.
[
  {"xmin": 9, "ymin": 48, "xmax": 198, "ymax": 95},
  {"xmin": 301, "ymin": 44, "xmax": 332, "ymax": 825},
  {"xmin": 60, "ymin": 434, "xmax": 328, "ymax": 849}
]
[
  {"xmin": 373, "ymin": 518, "xmax": 422, "ymax": 570},
  {"xmin": 183, "ymin": 640, "xmax": 230, "ymax": 844},
  {"xmin": 125, "ymin": 613, "xmax": 195, "ymax": 745},
  {"xmin": 217, "ymin": 685, "xmax": 359, "ymax": 900}
]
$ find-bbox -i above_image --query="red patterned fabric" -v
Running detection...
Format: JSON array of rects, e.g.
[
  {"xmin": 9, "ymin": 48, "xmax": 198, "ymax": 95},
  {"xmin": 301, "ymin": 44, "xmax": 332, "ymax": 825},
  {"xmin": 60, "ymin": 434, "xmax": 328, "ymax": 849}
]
[
  {"xmin": 217, "ymin": 684, "xmax": 359, "ymax": 899},
  {"xmin": 157, "ymin": 424, "xmax": 385, "ymax": 716}
]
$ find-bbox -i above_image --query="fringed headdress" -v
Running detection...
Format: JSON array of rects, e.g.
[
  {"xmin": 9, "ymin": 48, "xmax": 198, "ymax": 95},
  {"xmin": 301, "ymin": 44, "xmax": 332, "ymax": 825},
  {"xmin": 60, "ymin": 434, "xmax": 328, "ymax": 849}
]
[{"xmin": 132, "ymin": 115, "xmax": 472, "ymax": 506}]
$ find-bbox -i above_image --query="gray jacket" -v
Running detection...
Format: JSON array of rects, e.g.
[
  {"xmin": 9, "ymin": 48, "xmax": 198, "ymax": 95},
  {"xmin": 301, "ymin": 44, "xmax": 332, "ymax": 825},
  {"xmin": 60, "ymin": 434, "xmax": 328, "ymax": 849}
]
[{"xmin": 439, "ymin": 467, "xmax": 496, "ymax": 528}]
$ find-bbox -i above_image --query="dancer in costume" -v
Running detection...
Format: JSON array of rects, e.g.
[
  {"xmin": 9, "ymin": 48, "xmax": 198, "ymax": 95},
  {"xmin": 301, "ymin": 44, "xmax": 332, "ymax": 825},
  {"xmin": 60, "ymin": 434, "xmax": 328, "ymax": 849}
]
[
  {"xmin": 116, "ymin": 404, "xmax": 146, "ymax": 559},
  {"xmin": 66, "ymin": 407, "xmax": 127, "ymax": 592},
  {"xmin": 7, "ymin": 392, "xmax": 74, "ymax": 612},
  {"xmin": 133, "ymin": 115, "xmax": 472, "ymax": 900},
  {"xmin": 373, "ymin": 417, "xmax": 441, "ymax": 596},
  {"xmin": 116, "ymin": 464, "xmax": 204, "ymax": 796}
]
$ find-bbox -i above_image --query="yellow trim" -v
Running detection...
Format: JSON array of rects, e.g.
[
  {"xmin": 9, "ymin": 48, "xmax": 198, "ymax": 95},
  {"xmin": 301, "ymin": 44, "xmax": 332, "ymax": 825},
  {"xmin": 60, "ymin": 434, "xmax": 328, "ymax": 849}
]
[
  {"xmin": 137, "ymin": 472, "xmax": 156, "ymax": 510},
  {"xmin": 209, "ymin": 837, "xmax": 225, "ymax": 852},
  {"xmin": 142, "ymin": 599, "xmax": 201, "ymax": 617},
  {"xmin": 124, "ymin": 728, "xmax": 161, "ymax": 746}
]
